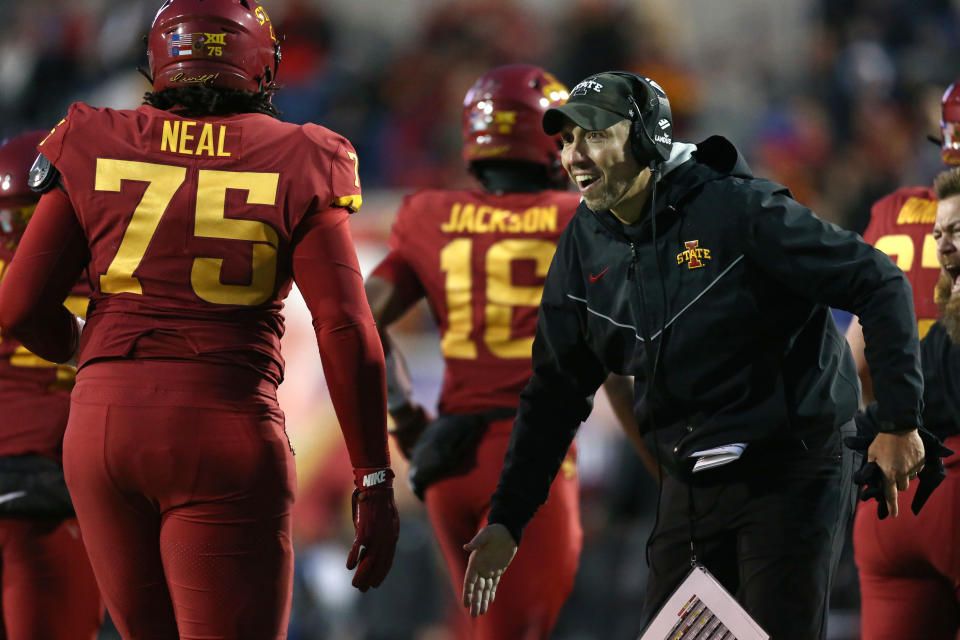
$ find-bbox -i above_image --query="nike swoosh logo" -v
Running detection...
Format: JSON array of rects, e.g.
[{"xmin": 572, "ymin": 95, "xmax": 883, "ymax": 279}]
[
  {"xmin": 0, "ymin": 491, "xmax": 27, "ymax": 506},
  {"xmin": 590, "ymin": 267, "xmax": 609, "ymax": 283}
]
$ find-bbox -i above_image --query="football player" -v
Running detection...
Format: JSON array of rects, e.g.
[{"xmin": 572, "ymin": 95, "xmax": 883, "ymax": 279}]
[
  {"xmin": 365, "ymin": 64, "xmax": 646, "ymax": 640},
  {"xmin": 0, "ymin": 1, "xmax": 398, "ymax": 637},
  {"xmin": 847, "ymin": 83, "xmax": 960, "ymax": 639},
  {"xmin": 843, "ymin": 86, "xmax": 952, "ymax": 401},
  {"xmin": 0, "ymin": 131, "xmax": 102, "ymax": 639}
]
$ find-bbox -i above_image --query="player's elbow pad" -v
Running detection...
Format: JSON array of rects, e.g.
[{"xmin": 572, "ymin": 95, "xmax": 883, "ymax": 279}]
[{"xmin": 28, "ymin": 154, "xmax": 61, "ymax": 194}]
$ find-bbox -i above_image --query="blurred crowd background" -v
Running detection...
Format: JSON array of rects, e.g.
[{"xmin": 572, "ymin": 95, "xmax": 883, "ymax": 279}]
[{"xmin": 4, "ymin": 0, "xmax": 960, "ymax": 638}]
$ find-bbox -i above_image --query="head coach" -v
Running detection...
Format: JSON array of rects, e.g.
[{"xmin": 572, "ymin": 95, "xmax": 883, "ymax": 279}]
[{"xmin": 459, "ymin": 70, "xmax": 935, "ymax": 639}]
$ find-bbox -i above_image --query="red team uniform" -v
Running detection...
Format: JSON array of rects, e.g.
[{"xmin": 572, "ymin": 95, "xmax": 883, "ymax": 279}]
[
  {"xmin": 860, "ymin": 186, "xmax": 940, "ymax": 338},
  {"xmin": 854, "ymin": 186, "xmax": 960, "ymax": 638},
  {"xmin": 375, "ymin": 188, "xmax": 583, "ymax": 640},
  {"xmin": 0, "ymin": 135, "xmax": 91, "ymax": 462},
  {"xmin": 0, "ymin": 131, "xmax": 101, "ymax": 640},
  {"xmin": 0, "ymin": 2, "xmax": 398, "ymax": 638},
  {"xmin": 380, "ymin": 189, "xmax": 582, "ymax": 415},
  {"xmin": 853, "ymin": 83, "xmax": 960, "ymax": 639},
  {"xmin": 370, "ymin": 66, "xmax": 582, "ymax": 640}
]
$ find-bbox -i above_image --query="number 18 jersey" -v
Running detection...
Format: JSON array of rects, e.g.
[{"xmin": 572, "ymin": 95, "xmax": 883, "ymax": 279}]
[
  {"xmin": 39, "ymin": 102, "xmax": 363, "ymax": 384},
  {"xmin": 373, "ymin": 188, "xmax": 580, "ymax": 414}
]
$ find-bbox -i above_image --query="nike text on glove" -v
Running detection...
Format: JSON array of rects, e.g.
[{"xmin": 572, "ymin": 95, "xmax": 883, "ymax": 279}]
[
  {"xmin": 844, "ymin": 427, "xmax": 954, "ymax": 518},
  {"xmin": 346, "ymin": 467, "xmax": 400, "ymax": 592}
]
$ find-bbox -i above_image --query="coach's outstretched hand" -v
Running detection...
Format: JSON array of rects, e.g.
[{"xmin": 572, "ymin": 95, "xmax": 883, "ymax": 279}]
[
  {"xmin": 866, "ymin": 429, "xmax": 925, "ymax": 518},
  {"xmin": 461, "ymin": 524, "xmax": 518, "ymax": 617},
  {"xmin": 347, "ymin": 467, "xmax": 400, "ymax": 592}
]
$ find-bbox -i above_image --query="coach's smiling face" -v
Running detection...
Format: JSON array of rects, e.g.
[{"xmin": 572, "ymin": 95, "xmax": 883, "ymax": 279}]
[{"xmin": 558, "ymin": 119, "xmax": 652, "ymax": 225}]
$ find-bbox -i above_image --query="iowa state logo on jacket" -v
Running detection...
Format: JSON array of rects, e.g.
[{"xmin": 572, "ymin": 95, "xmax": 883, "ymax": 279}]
[{"xmin": 676, "ymin": 240, "xmax": 712, "ymax": 269}]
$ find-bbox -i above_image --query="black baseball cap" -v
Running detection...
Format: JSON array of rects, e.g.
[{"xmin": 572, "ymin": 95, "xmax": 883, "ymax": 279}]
[{"xmin": 542, "ymin": 72, "xmax": 637, "ymax": 135}]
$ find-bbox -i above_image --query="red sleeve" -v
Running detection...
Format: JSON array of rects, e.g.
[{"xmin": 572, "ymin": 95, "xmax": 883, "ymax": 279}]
[
  {"xmin": 0, "ymin": 189, "xmax": 88, "ymax": 363},
  {"xmin": 367, "ymin": 195, "xmax": 426, "ymax": 300},
  {"xmin": 291, "ymin": 209, "xmax": 389, "ymax": 470},
  {"xmin": 301, "ymin": 125, "xmax": 363, "ymax": 214},
  {"xmin": 369, "ymin": 249, "xmax": 425, "ymax": 303}
]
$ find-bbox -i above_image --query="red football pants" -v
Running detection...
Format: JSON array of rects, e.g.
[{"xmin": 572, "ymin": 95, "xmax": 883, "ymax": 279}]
[
  {"xmin": 853, "ymin": 435, "xmax": 960, "ymax": 639},
  {"xmin": 0, "ymin": 517, "xmax": 102, "ymax": 640},
  {"xmin": 63, "ymin": 361, "xmax": 296, "ymax": 640},
  {"xmin": 424, "ymin": 417, "xmax": 582, "ymax": 640}
]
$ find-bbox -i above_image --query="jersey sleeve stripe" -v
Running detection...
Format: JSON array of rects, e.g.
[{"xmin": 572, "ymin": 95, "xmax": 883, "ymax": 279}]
[{"xmin": 333, "ymin": 194, "xmax": 362, "ymax": 212}]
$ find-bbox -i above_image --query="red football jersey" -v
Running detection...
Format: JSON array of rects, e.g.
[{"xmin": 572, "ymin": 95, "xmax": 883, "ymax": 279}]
[
  {"xmin": 862, "ymin": 186, "xmax": 939, "ymax": 338},
  {"xmin": 38, "ymin": 103, "xmax": 363, "ymax": 385},
  {"xmin": 0, "ymin": 228, "xmax": 89, "ymax": 460},
  {"xmin": 374, "ymin": 189, "xmax": 580, "ymax": 414}
]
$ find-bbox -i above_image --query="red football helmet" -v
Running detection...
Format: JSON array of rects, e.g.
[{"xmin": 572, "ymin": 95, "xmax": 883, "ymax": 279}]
[
  {"xmin": 941, "ymin": 80, "xmax": 960, "ymax": 166},
  {"xmin": 147, "ymin": 0, "xmax": 281, "ymax": 93},
  {"xmin": 462, "ymin": 64, "xmax": 569, "ymax": 182},
  {"xmin": 0, "ymin": 130, "xmax": 47, "ymax": 238}
]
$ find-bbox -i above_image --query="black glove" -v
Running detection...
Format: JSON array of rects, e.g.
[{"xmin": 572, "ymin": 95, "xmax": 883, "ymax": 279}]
[
  {"xmin": 910, "ymin": 430, "xmax": 953, "ymax": 514},
  {"xmin": 844, "ymin": 427, "xmax": 954, "ymax": 518}
]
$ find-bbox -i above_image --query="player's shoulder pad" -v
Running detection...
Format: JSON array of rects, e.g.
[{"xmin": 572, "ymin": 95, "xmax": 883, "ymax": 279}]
[
  {"xmin": 300, "ymin": 122, "xmax": 348, "ymax": 152},
  {"xmin": 28, "ymin": 154, "xmax": 60, "ymax": 194},
  {"xmin": 873, "ymin": 187, "xmax": 910, "ymax": 208},
  {"xmin": 870, "ymin": 185, "xmax": 934, "ymax": 220},
  {"xmin": 402, "ymin": 188, "xmax": 446, "ymax": 206},
  {"xmin": 396, "ymin": 188, "xmax": 453, "ymax": 218}
]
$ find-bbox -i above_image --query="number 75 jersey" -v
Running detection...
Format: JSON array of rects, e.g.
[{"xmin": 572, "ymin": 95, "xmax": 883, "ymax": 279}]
[
  {"xmin": 373, "ymin": 188, "xmax": 580, "ymax": 414},
  {"xmin": 39, "ymin": 102, "xmax": 363, "ymax": 383}
]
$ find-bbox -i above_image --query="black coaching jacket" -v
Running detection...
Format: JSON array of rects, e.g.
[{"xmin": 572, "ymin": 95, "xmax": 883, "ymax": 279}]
[{"xmin": 488, "ymin": 136, "xmax": 924, "ymax": 542}]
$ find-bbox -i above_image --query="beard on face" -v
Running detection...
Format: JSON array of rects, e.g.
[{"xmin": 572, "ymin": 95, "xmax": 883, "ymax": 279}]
[
  {"xmin": 578, "ymin": 167, "xmax": 650, "ymax": 218},
  {"xmin": 581, "ymin": 175, "xmax": 630, "ymax": 212},
  {"xmin": 935, "ymin": 270, "xmax": 960, "ymax": 343}
]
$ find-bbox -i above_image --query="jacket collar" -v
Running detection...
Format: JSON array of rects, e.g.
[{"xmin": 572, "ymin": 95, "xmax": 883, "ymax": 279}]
[{"xmin": 661, "ymin": 141, "xmax": 697, "ymax": 177}]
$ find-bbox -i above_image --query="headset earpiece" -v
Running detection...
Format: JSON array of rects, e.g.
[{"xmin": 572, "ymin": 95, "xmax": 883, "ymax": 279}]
[
  {"xmin": 624, "ymin": 93, "xmax": 645, "ymax": 165},
  {"xmin": 610, "ymin": 71, "xmax": 673, "ymax": 168}
]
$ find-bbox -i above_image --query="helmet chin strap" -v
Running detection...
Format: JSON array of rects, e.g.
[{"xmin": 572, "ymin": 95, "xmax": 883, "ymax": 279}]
[
  {"xmin": 137, "ymin": 66, "xmax": 154, "ymax": 85},
  {"xmin": 259, "ymin": 59, "xmax": 279, "ymax": 95}
]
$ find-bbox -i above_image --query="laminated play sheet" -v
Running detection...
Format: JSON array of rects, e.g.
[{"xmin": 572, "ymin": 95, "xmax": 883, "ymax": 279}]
[{"xmin": 639, "ymin": 564, "xmax": 769, "ymax": 640}]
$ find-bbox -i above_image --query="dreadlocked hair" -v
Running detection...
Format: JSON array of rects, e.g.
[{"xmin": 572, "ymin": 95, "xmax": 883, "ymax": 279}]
[
  {"xmin": 143, "ymin": 85, "xmax": 280, "ymax": 118},
  {"xmin": 471, "ymin": 160, "xmax": 557, "ymax": 193}
]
